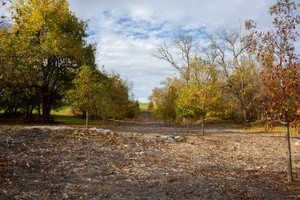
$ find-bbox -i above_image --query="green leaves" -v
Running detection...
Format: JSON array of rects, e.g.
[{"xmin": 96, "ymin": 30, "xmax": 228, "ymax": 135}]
[
  {"xmin": 68, "ymin": 66, "xmax": 137, "ymax": 119},
  {"xmin": 0, "ymin": 0, "xmax": 95, "ymax": 121}
]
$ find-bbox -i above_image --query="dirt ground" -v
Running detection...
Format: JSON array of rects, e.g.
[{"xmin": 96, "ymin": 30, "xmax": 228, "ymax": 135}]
[{"xmin": 1, "ymin": 111, "xmax": 300, "ymax": 199}]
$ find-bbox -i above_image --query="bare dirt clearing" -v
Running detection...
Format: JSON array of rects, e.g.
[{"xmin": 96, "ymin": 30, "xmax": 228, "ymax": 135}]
[{"xmin": 1, "ymin": 113, "xmax": 300, "ymax": 199}]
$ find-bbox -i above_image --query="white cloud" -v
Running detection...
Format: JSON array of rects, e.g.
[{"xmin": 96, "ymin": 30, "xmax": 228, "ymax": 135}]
[{"xmin": 68, "ymin": 0, "xmax": 278, "ymax": 102}]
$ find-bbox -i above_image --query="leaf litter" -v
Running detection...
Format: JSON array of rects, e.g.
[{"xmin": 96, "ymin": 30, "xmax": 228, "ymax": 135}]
[{"xmin": 1, "ymin": 124, "xmax": 300, "ymax": 199}]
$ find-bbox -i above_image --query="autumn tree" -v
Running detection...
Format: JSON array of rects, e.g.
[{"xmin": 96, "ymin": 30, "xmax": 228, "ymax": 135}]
[
  {"xmin": 0, "ymin": 17, "xmax": 37, "ymax": 116},
  {"xmin": 124, "ymin": 100, "xmax": 140, "ymax": 119},
  {"xmin": 150, "ymin": 78, "xmax": 180, "ymax": 123},
  {"xmin": 68, "ymin": 66, "xmax": 138, "ymax": 125},
  {"xmin": 176, "ymin": 58, "xmax": 222, "ymax": 134},
  {"xmin": 68, "ymin": 65, "xmax": 107, "ymax": 128},
  {"xmin": 204, "ymin": 28, "xmax": 261, "ymax": 123},
  {"xmin": 153, "ymin": 32, "xmax": 227, "ymax": 128},
  {"xmin": 106, "ymin": 74, "xmax": 132, "ymax": 120},
  {"xmin": 246, "ymin": 0, "xmax": 300, "ymax": 182},
  {"xmin": 176, "ymin": 85, "xmax": 202, "ymax": 132},
  {"xmin": 3, "ymin": 0, "xmax": 95, "ymax": 121}
]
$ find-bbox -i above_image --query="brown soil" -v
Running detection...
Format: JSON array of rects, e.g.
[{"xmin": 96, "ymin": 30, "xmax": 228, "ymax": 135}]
[{"xmin": 1, "ymin": 111, "xmax": 300, "ymax": 199}]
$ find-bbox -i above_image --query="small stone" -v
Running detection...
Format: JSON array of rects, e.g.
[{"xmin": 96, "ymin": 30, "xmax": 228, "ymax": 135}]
[
  {"xmin": 63, "ymin": 193, "xmax": 69, "ymax": 199},
  {"xmin": 294, "ymin": 140, "xmax": 300, "ymax": 146},
  {"xmin": 79, "ymin": 132, "xmax": 85, "ymax": 136},
  {"xmin": 161, "ymin": 135, "xmax": 175, "ymax": 142}
]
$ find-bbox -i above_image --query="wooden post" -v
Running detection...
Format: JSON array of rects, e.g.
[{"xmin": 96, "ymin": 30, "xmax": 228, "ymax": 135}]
[
  {"xmin": 286, "ymin": 122, "xmax": 293, "ymax": 182},
  {"xmin": 201, "ymin": 115, "xmax": 205, "ymax": 136}
]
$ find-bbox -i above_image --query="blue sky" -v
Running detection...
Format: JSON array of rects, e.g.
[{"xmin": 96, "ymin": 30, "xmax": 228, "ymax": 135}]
[{"xmin": 68, "ymin": 0, "xmax": 275, "ymax": 102}]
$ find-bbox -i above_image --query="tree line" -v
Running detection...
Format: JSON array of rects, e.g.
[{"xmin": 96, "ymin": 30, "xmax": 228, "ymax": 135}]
[
  {"xmin": 0, "ymin": 0, "xmax": 139, "ymax": 122},
  {"xmin": 151, "ymin": 29, "xmax": 261, "ymax": 127},
  {"xmin": 150, "ymin": 0, "xmax": 299, "ymax": 129}
]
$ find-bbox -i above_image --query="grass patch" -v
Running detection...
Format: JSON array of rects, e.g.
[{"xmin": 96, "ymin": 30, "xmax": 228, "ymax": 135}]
[
  {"xmin": 52, "ymin": 115, "xmax": 106, "ymax": 126},
  {"xmin": 139, "ymin": 103, "xmax": 149, "ymax": 110},
  {"xmin": 51, "ymin": 107, "xmax": 74, "ymax": 116},
  {"xmin": 246, "ymin": 124, "xmax": 299, "ymax": 136},
  {"xmin": 0, "ymin": 113, "xmax": 107, "ymax": 126}
]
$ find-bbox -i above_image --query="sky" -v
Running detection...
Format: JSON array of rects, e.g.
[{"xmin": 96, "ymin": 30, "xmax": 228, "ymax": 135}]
[{"xmin": 67, "ymin": 0, "xmax": 276, "ymax": 102}]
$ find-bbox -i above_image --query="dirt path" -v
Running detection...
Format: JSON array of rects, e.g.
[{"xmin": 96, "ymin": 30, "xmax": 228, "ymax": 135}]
[
  {"xmin": 136, "ymin": 110, "xmax": 153, "ymax": 123},
  {"xmin": 1, "ymin": 114, "xmax": 300, "ymax": 199},
  {"xmin": 108, "ymin": 110, "xmax": 245, "ymax": 136}
]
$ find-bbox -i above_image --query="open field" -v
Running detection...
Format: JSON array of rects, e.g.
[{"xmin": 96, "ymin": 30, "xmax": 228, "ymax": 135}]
[
  {"xmin": 0, "ymin": 126, "xmax": 300, "ymax": 199},
  {"xmin": 139, "ymin": 103, "xmax": 150, "ymax": 110},
  {"xmin": 1, "ymin": 112, "xmax": 300, "ymax": 199}
]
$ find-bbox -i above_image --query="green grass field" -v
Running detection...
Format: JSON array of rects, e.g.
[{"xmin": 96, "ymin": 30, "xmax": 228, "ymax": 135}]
[{"xmin": 139, "ymin": 103, "xmax": 149, "ymax": 110}]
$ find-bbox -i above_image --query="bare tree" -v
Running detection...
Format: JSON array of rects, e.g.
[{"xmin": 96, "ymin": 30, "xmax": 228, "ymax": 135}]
[
  {"xmin": 154, "ymin": 33, "xmax": 197, "ymax": 85},
  {"xmin": 204, "ymin": 28, "xmax": 260, "ymax": 123}
]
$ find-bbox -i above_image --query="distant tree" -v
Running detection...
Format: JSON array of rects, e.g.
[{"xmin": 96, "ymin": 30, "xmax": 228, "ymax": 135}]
[
  {"xmin": 246, "ymin": 0, "xmax": 300, "ymax": 182},
  {"xmin": 148, "ymin": 101, "xmax": 154, "ymax": 111},
  {"xmin": 154, "ymin": 33, "xmax": 197, "ymax": 85},
  {"xmin": 68, "ymin": 66, "xmax": 137, "ymax": 125},
  {"xmin": 176, "ymin": 86, "xmax": 202, "ymax": 133},
  {"xmin": 205, "ymin": 28, "xmax": 261, "ymax": 123},
  {"xmin": 124, "ymin": 100, "xmax": 140, "ymax": 119},
  {"xmin": 176, "ymin": 58, "xmax": 222, "ymax": 134},
  {"xmin": 68, "ymin": 65, "xmax": 106, "ymax": 128},
  {"xmin": 150, "ymin": 78, "xmax": 180, "ymax": 123},
  {"xmin": 106, "ymin": 74, "xmax": 131, "ymax": 120}
]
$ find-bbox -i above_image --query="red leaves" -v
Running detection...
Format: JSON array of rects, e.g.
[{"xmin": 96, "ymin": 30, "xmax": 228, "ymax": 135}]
[{"xmin": 247, "ymin": 0, "xmax": 300, "ymax": 124}]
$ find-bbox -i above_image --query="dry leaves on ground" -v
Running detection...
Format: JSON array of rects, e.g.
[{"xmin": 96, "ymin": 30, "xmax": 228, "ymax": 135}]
[{"xmin": 0, "ymin": 125, "xmax": 300, "ymax": 199}]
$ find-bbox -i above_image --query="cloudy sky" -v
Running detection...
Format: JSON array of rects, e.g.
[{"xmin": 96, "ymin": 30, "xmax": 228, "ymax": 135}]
[{"xmin": 67, "ymin": 0, "xmax": 276, "ymax": 102}]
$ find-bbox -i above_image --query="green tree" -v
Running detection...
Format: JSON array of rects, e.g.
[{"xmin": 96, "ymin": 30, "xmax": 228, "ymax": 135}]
[
  {"xmin": 68, "ymin": 65, "xmax": 106, "ymax": 128},
  {"xmin": 6, "ymin": 0, "xmax": 94, "ymax": 121},
  {"xmin": 0, "ymin": 22, "xmax": 40, "ymax": 117},
  {"xmin": 68, "ymin": 66, "xmax": 137, "ymax": 124},
  {"xmin": 246, "ymin": 0, "xmax": 300, "ymax": 182},
  {"xmin": 150, "ymin": 78, "xmax": 180, "ymax": 123},
  {"xmin": 106, "ymin": 75, "xmax": 131, "ymax": 120},
  {"xmin": 124, "ymin": 100, "xmax": 140, "ymax": 119}
]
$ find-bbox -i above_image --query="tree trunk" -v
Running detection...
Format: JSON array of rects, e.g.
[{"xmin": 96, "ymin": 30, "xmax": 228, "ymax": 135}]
[
  {"xmin": 201, "ymin": 115, "xmax": 205, "ymax": 135},
  {"xmin": 41, "ymin": 97, "xmax": 51, "ymax": 122},
  {"xmin": 242, "ymin": 108, "xmax": 249, "ymax": 123},
  {"xmin": 285, "ymin": 122, "xmax": 293, "ymax": 182},
  {"xmin": 42, "ymin": 106, "xmax": 51, "ymax": 122},
  {"xmin": 86, "ymin": 110, "xmax": 89, "ymax": 129},
  {"xmin": 235, "ymin": 93, "xmax": 249, "ymax": 123},
  {"xmin": 41, "ymin": 86, "xmax": 52, "ymax": 122},
  {"xmin": 187, "ymin": 118, "xmax": 190, "ymax": 133}
]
